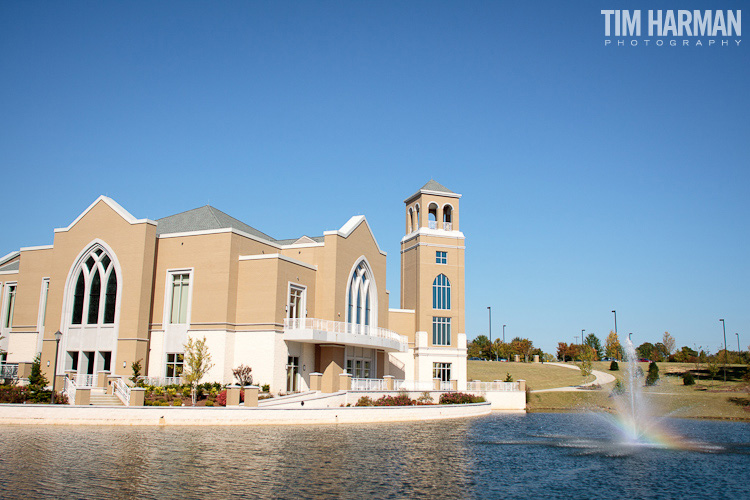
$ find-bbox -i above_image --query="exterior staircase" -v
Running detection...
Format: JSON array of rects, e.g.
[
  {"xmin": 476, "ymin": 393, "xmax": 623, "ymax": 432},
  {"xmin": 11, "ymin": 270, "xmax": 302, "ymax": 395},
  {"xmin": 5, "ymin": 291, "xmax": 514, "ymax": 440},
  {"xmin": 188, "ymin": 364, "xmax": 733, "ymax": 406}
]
[{"xmin": 89, "ymin": 388, "xmax": 124, "ymax": 406}]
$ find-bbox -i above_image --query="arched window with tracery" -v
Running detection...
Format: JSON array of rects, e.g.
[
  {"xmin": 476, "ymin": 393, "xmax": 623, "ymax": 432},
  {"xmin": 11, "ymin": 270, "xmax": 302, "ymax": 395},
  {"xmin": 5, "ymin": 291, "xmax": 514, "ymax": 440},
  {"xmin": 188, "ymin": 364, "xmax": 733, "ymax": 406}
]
[
  {"xmin": 346, "ymin": 260, "xmax": 377, "ymax": 330},
  {"xmin": 70, "ymin": 247, "xmax": 118, "ymax": 325},
  {"xmin": 432, "ymin": 274, "xmax": 451, "ymax": 310}
]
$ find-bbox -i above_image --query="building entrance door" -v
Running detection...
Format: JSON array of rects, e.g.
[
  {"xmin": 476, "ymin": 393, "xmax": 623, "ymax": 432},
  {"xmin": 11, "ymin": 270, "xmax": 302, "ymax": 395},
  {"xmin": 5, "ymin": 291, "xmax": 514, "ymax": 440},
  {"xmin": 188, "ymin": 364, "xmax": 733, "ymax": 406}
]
[{"xmin": 286, "ymin": 356, "xmax": 299, "ymax": 392}]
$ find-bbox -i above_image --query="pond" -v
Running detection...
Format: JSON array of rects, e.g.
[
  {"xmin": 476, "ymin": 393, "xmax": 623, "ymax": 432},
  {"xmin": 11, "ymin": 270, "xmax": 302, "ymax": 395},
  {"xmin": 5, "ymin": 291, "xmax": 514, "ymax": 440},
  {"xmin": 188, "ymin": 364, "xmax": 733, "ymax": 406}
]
[{"xmin": 0, "ymin": 413, "xmax": 747, "ymax": 499}]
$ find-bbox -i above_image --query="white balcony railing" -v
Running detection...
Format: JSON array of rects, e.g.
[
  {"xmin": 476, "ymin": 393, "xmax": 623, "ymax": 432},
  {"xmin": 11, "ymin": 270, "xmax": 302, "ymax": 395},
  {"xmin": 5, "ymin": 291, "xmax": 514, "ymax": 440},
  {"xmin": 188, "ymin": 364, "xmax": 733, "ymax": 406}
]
[
  {"xmin": 284, "ymin": 318, "xmax": 408, "ymax": 352},
  {"xmin": 394, "ymin": 380, "xmax": 435, "ymax": 392},
  {"xmin": 138, "ymin": 376, "xmax": 183, "ymax": 387},
  {"xmin": 428, "ymin": 220, "xmax": 437, "ymax": 229},
  {"xmin": 113, "ymin": 378, "xmax": 131, "ymax": 405},
  {"xmin": 75, "ymin": 374, "xmax": 95, "ymax": 387},
  {"xmin": 443, "ymin": 222, "xmax": 452, "ymax": 231},
  {"xmin": 0, "ymin": 364, "xmax": 18, "ymax": 379},
  {"xmin": 466, "ymin": 381, "xmax": 520, "ymax": 392},
  {"xmin": 440, "ymin": 381, "xmax": 452, "ymax": 391},
  {"xmin": 351, "ymin": 378, "xmax": 388, "ymax": 391}
]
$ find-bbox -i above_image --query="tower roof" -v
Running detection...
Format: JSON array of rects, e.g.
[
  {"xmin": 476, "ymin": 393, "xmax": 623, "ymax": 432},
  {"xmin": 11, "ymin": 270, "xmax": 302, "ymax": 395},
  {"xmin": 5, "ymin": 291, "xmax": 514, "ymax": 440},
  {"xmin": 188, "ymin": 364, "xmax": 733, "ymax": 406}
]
[
  {"xmin": 419, "ymin": 179, "xmax": 455, "ymax": 194},
  {"xmin": 404, "ymin": 180, "xmax": 461, "ymax": 203}
]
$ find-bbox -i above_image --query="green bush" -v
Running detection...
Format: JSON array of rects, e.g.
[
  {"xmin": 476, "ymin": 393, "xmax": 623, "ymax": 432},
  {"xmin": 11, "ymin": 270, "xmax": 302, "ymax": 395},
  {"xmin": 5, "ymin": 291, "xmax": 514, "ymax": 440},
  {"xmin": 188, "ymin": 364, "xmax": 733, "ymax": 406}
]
[
  {"xmin": 609, "ymin": 360, "xmax": 619, "ymax": 371},
  {"xmin": 205, "ymin": 400, "xmax": 214, "ymax": 407},
  {"xmin": 645, "ymin": 361, "xmax": 660, "ymax": 386},
  {"xmin": 611, "ymin": 379, "xmax": 625, "ymax": 395},
  {"xmin": 373, "ymin": 394, "xmax": 413, "ymax": 406},
  {"xmin": 355, "ymin": 396, "xmax": 374, "ymax": 406},
  {"xmin": 439, "ymin": 392, "xmax": 485, "ymax": 405},
  {"xmin": 504, "ymin": 372, "xmax": 513, "ymax": 382},
  {"xmin": 683, "ymin": 372, "xmax": 696, "ymax": 385},
  {"xmin": 172, "ymin": 400, "xmax": 182, "ymax": 406},
  {"xmin": 182, "ymin": 386, "xmax": 192, "ymax": 399},
  {"xmin": 261, "ymin": 384, "xmax": 270, "ymax": 392}
]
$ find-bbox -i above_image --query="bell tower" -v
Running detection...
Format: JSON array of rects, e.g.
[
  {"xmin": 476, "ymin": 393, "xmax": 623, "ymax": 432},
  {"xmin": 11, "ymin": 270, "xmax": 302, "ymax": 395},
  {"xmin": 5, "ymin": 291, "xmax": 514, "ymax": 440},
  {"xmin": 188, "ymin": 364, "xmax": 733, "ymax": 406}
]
[{"xmin": 400, "ymin": 180, "xmax": 465, "ymax": 362}]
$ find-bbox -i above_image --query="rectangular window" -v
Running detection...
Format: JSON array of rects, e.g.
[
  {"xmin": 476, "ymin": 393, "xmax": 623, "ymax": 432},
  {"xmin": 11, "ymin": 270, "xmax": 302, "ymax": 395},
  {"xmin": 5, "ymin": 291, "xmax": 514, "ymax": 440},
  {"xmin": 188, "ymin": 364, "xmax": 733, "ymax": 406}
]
[
  {"xmin": 287, "ymin": 285, "xmax": 305, "ymax": 319},
  {"xmin": 433, "ymin": 362, "xmax": 452, "ymax": 382},
  {"xmin": 436, "ymin": 251, "xmax": 447, "ymax": 264},
  {"xmin": 170, "ymin": 274, "xmax": 190, "ymax": 324},
  {"xmin": 67, "ymin": 351, "xmax": 79, "ymax": 372},
  {"xmin": 3, "ymin": 284, "xmax": 16, "ymax": 328},
  {"xmin": 432, "ymin": 317, "xmax": 451, "ymax": 345},
  {"xmin": 166, "ymin": 353, "xmax": 184, "ymax": 377},
  {"xmin": 39, "ymin": 279, "xmax": 50, "ymax": 328}
]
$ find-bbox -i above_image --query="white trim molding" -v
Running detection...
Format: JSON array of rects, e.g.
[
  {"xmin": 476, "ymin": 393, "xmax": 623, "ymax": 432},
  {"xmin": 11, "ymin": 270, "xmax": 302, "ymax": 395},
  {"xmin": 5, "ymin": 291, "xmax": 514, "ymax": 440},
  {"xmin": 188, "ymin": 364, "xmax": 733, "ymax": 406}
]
[
  {"xmin": 323, "ymin": 216, "xmax": 387, "ymax": 256},
  {"xmin": 19, "ymin": 245, "xmax": 54, "ymax": 252},
  {"xmin": 401, "ymin": 227, "xmax": 465, "ymax": 245},
  {"xmin": 401, "ymin": 242, "xmax": 466, "ymax": 254},
  {"xmin": 0, "ymin": 251, "xmax": 20, "ymax": 267},
  {"xmin": 239, "ymin": 254, "xmax": 318, "ymax": 271},
  {"xmin": 404, "ymin": 189, "xmax": 462, "ymax": 204},
  {"xmin": 55, "ymin": 196, "xmax": 157, "ymax": 233}
]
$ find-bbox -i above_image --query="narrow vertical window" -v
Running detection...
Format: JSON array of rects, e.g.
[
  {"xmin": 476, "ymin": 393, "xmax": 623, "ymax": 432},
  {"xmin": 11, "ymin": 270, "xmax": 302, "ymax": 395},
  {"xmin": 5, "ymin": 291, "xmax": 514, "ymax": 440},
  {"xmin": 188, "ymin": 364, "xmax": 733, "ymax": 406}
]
[
  {"xmin": 170, "ymin": 274, "xmax": 190, "ymax": 324},
  {"xmin": 287, "ymin": 285, "xmax": 304, "ymax": 319},
  {"xmin": 72, "ymin": 272, "xmax": 85, "ymax": 325},
  {"xmin": 432, "ymin": 274, "xmax": 451, "ymax": 310},
  {"xmin": 4, "ymin": 284, "xmax": 17, "ymax": 328},
  {"xmin": 432, "ymin": 317, "xmax": 451, "ymax": 345},
  {"xmin": 104, "ymin": 272, "xmax": 117, "ymax": 324},
  {"xmin": 87, "ymin": 269, "xmax": 101, "ymax": 324},
  {"xmin": 40, "ymin": 279, "xmax": 50, "ymax": 327}
]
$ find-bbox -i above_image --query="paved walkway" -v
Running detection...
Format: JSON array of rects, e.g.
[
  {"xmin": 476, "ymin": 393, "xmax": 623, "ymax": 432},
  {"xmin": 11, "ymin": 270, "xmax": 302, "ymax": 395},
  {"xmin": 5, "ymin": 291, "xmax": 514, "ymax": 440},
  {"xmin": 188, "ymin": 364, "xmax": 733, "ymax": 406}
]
[{"xmin": 531, "ymin": 362, "xmax": 616, "ymax": 393}]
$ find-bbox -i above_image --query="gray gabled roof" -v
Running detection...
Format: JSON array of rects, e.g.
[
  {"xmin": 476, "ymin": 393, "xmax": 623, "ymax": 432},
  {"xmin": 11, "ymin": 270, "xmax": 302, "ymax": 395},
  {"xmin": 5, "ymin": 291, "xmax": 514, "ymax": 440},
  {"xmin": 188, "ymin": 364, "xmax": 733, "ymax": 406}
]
[
  {"xmin": 156, "ymin": 205, "xmax": 276, "ymax": 241},
  {"xmin": 274, "ymin": 235, "xmax": 325, "ymax": 245},
  {"xmin": 0, "ymin": 260, "xmax": 19, "ymax": 272},
  {"xmin": 420, "ymin": 179, "xmax": 455, "ymax": 194}
]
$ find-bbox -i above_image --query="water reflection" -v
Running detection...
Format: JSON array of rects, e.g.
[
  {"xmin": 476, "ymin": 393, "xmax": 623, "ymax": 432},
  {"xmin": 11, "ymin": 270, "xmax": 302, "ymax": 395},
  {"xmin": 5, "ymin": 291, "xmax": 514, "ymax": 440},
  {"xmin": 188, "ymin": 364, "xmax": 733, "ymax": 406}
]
[{"xmin": 0, "ymin": 414, "xmax": 747, "ymax": 500}]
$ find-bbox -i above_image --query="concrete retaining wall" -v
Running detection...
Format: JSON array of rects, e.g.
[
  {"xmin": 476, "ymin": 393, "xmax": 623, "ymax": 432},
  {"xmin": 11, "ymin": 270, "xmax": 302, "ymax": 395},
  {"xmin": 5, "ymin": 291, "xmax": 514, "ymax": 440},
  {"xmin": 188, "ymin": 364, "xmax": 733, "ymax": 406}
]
[{"xmin": 0, "ymin": 402, "xmax": 491, "ymax": 426}]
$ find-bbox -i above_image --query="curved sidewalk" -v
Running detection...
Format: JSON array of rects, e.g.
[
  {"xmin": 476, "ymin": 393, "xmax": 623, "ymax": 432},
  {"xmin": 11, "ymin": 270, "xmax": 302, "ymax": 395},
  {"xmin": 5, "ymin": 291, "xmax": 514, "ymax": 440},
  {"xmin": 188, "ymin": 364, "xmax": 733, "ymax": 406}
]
[
  {"xmin": 531, "ymin": 362, "xmax": 616, "ymax": 393},
  {"xmin": 0, "ymin": 402, "xmax": 491, "ymax": 426}
]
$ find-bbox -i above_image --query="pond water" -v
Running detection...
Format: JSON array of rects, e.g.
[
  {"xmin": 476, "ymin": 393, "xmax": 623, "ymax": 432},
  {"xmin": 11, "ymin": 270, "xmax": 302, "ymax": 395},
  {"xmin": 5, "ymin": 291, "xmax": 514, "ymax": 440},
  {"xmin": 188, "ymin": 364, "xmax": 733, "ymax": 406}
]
[{"xmin": 0, "ymin": 413, "xmax": 748, "ymax": 499}]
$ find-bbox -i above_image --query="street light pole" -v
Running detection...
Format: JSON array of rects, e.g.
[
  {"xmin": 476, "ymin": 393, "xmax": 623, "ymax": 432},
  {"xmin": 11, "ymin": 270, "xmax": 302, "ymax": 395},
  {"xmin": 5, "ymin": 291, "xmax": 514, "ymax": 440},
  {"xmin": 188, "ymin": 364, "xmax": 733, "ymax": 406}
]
[
  {"xmin": 612, "ymin": 310, "xmax": 617, "ymax": 334},
  {"xmin": 737, "ymin": 333, "xmax": 741, "ymax": 358},
  {"xmin": 487, "ymin": 306, "xmax": 492, "ymax": 361},
  {"xmin": 503, "ymin": 324, "xmax": 506, "ymax": 344},
  {"xmin": 50, "ymin": 330, "xmax": 62, "ymax": 404},
  {"xmin": 719, "ymin": 319, "xmax": 727, "ymax": 383}
]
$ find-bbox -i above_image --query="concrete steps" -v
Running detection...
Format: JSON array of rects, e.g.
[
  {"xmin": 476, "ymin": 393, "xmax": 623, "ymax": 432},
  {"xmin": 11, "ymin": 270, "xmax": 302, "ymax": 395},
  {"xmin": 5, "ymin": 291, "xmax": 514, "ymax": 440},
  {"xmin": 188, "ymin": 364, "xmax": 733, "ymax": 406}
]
[{"xmin": 88, "ymin": 389, "xmax": 124, "ymax": 406}]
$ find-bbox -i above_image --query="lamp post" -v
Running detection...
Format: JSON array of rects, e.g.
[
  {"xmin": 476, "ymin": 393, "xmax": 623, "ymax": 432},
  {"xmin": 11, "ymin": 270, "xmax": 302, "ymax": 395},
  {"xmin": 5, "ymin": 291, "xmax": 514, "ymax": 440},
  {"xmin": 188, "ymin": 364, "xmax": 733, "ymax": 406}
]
[
  {"xmin": 487, "ymin": 306, "xmax": 493, "ymax": 361},
  {"xmin": 50, "ymin": 330, "xmax": 62, "ymax": 404},
  {"xmin": 719, "ymin": 319, "xmax": 727, "ymax": 383},
  {"xmin": 612, "ymin": 310, "xmax": 617, "ymax": 334},
  {"xmin": 503, "ymin": 324, "xmax": 506, "ymax": 344}
]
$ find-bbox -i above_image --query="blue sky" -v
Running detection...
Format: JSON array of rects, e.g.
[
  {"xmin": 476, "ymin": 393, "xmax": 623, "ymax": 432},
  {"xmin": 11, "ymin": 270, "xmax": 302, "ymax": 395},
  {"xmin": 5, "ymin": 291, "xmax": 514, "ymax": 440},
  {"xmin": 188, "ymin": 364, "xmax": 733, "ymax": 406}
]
[{"xmin": 1, "ymin": 1, "xmax": 747, "ymax": 354}]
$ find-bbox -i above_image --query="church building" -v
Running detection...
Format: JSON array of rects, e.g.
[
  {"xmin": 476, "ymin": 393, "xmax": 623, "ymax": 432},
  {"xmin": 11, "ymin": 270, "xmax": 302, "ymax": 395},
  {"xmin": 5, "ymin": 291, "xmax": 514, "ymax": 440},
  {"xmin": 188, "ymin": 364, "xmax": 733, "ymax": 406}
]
[{"xmin": 0, "ymin": 181, "xmax": 467, "ymax": 393}]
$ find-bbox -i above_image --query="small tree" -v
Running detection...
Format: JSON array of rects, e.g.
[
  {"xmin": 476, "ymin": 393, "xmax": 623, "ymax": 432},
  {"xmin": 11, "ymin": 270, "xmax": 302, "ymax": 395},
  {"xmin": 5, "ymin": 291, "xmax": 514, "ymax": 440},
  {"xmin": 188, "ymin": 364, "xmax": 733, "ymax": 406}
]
[
  {"xmin": 579, "ymin": 345, "xmax": 594, "ymax": 383},
  {"xmin": 183, "ymin": 336, "xmax": 214, "ymax": 405},
  {"xmin": 232, "ymin": 364, "xmax": 253, "ymax": 386},
  {"xmin": 662, "ymin": 332, "xmax": 676, "ymax": 359},
  {"xmin": 645, "ymin": 361, "xmax": 659, "ymax": 386},
  {"xmin": 609, "ymin": 360, "xmax": 619, "ymax": 371},
  {"xmin": 130, "ymin": 359, "xmax": 143, "ymax": 385},
  {"xmin": 28, "ymin": 353, "xmax": 49, "ymax": 402},
  {"xmin": 605, "ymin": 330, "xmax": 622, "ymax": 360},
  {"xmin": 504, "ymin": 372, "xmax": 513, "ymax": 382}
]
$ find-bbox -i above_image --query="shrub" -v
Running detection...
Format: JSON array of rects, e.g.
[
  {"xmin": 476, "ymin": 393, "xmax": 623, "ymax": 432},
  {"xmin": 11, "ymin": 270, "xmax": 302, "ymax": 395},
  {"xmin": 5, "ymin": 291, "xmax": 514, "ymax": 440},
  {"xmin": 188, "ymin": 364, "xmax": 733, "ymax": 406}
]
[
  {"xmin": 153, "ymin": 386, "xmax": 164, "ymax": 396},
  {"xmin": 683, "ymin": 372, "xmax": 696, "ymax": 385},
  {"xmin": 609, "ymin": 360, "xmax": 619, "ymax": 371},
  {"xmin": 645, "ymin": 361, "xmax": 660, "ymax": 386},
  {"xmin": 355, "ymin": 396, "xmax": 374, "ymax": 407},
  {"xmin": 374, "ymin": 394, "xmax": 413, "ymax": 406},
  {"xmin": 0, "ymin": 384, "xmax": 30, "ymax": 404},
  {"xmin": 172, "ymin": 400, "xmax": 182, "ymax": 406},
  {"xmin": 504, "ymin": 372, "xmax": 513, "ymax": 382},
  {"xmin": 216, "ymin": 389, "xmax": 227, "ymax": 406},
  {"xmin": 182, "ymin": 386, "xmax": 192, "ymax": 399},
  {"xmin": 417, "ymin": 392, "xmax": 434, "ymax": 404},
  {"xmin": 439, "ymin": 392, "xmax": 485, "ymax": 404},
  {"xmin": 261, "ymin": 384, "xmax": 270, "ymax": 393},
  {"xmin": 232, "ymin": 364, "xmax": 253, "ymax": 386},
  {"xmin": 205, "ymin": 400, "xmax": 214, "ymax": 407},
  {"xmin": 611, "ymin": 379, "xmax": 625, "ymax": 395}
]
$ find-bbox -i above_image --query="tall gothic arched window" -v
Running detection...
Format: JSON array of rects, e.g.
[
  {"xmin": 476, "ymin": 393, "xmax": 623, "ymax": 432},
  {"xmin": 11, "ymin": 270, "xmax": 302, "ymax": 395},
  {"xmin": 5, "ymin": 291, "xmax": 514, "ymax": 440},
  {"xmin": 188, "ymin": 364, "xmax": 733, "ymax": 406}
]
[
  {"xmin": 346, "ymin": 260, "xmax": 376, "ymax": 330},
  {"xmin": 432, "ymin": 274, "xmax": 451, "ymax": 310},
  {"xmin": 71, "ymin": 247, "xmax": 118, "ymax": 325}
]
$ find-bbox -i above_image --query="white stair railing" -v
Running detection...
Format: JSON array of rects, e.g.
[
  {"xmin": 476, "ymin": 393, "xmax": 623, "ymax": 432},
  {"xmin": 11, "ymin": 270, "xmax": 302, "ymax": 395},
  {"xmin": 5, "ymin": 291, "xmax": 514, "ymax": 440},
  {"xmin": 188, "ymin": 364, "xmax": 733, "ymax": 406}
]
[
  {"xmin": 64, "ymin": 376, "xmax": 77, "ymax": 405},
  {"xmin": 0, "ymin": 364, "xmax": 18, "ymax": 379},
  {"xmin": 75, "ymin": 373, "xmax": 95, "ymax": 387},
  {"xmin": 113, "ymin": 378, "xmax": 131, "ymax": 406}
]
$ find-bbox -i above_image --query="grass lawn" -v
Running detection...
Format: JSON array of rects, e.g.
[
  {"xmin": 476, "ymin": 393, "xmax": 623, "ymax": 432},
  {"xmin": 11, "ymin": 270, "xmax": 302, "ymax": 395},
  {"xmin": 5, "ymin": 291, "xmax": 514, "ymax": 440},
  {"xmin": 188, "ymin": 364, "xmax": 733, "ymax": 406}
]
[
  {"xmin": 467, "ymin": 360, "xmax": 595, "ymax": 390},
  {"xmin": 526, "ymin": 361, "xmax": 750, "ymax": 420}
]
